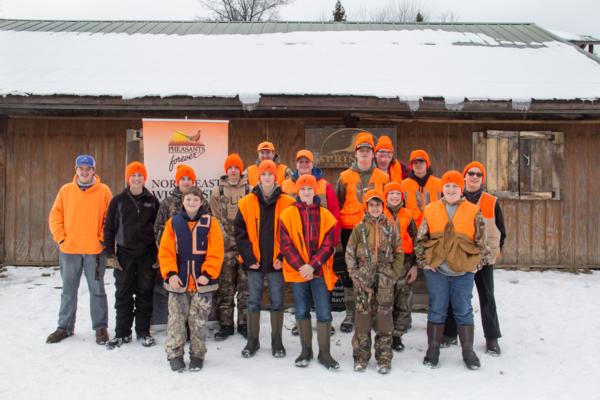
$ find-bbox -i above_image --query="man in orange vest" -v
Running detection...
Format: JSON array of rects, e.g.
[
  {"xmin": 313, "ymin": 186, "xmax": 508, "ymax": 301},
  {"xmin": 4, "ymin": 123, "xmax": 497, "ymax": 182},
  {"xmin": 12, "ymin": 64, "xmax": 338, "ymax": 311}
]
[
  {"xmin": 235, "ymin": 160, "xmax": 295, "ymax": 358},
  {"xmin": 401, "ymin": 149, "xmax": 442, "ymax": 227},
  {"xmin": 336, "ymin": 132, "xmax": 389, "ymax": 333},
  {"xmin": 383, "ymin": 182, "xmax": 418, "ymax": 352},
  {"xmin": 280, "ymin": 175, "xmax": 340, "ymax": 370},
  {"xmin": 415, "ymin": 171, "xmax": 492, "ymax": 370},
  {"xmin": 374, "ymin": 135, "xmax": 409, "ymax": 183},
  {"xmin": 245, "ymin": 141, "xmax": 292, "ymax": 186},
  {"xmin": 442, "ymin": 162, "xmax": 506, "ymax": 356}
]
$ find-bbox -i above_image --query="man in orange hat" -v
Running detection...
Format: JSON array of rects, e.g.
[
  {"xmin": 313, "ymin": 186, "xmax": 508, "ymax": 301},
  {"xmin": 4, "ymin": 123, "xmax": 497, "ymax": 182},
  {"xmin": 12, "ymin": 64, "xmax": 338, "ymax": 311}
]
[
  {"xmin": 209, "ymin": 154, "xmax": 250, "ymax": 340},
  {"xmin": 245, "ymin": 141, "xmax": 292, "ymax": 186},
  {"xmin": 235, "ymin": 160, "xmax": 295, "ymax": 359},
  {"xmin": 374, "ymin": 135, "xmax": 409, "ymax": 183},
  {"xmin": 336, "ymin": 132, "xmax": 389, "ymax": 333},
  {"xmin": 415, "ymin": 170, "xmax": 492, "ymax": 370},
  {"xmin": 345, "ymin": 189, "xmax": 404, "ymax": 374},
  {"xmin": 442, "ymin": 161, "xmax": 506, "ymax": 356},
  {"xmin": 401, "ymin": 149, "xmax": 442, "ymax": 227},
  {"xmin": 153, "ymin": 164, "xmax": 200, "ymax": 329},
  {"xmin": 103, "ymin": 162, "xmax": 160, "ymax": 349}
]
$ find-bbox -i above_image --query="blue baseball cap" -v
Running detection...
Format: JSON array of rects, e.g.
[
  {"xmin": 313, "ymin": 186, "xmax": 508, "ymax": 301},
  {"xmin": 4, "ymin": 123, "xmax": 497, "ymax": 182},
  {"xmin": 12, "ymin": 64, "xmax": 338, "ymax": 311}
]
[{"xmin": 75, "ymin": 154, "xmax": 96, "ymax": 168}]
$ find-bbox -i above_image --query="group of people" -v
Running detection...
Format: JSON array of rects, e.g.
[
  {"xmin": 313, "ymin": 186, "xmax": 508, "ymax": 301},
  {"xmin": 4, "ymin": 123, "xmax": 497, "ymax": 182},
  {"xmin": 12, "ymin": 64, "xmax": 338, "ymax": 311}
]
[{"xmin": 45, "ymin": 131, "xmax": 506, "ymax": 374}]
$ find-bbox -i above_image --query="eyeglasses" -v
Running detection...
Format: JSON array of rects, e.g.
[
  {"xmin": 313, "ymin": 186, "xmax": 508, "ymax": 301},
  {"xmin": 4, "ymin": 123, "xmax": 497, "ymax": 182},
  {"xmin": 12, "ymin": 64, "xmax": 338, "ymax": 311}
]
[{"xmin": 467, "ymin": 171, "xmax": 483, "ymax": 177}]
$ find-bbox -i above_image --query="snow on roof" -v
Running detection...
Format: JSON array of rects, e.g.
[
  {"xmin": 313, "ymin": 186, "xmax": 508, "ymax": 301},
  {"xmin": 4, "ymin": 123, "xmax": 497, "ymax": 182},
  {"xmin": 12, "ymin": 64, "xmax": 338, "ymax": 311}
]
[{"xmin": 1, "ymin": 23, "xmax": 599, "ymax": 108}]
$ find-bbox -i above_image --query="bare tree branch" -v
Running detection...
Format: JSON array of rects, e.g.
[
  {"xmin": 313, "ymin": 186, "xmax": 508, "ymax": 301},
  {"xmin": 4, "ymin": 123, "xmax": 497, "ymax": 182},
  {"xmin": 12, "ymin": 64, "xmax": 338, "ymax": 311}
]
[{"xmin": 198, "ymin": 0, "xmax": 293, "ymax": 22}]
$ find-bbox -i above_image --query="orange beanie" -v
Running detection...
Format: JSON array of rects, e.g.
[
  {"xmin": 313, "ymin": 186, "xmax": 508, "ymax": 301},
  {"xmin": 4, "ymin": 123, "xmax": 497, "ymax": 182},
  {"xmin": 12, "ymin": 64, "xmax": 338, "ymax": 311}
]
[
  {"xmin": 441, "ymin": 170, "xmax": 465, "ymax": 192},
  {"xmin": 354, "ymin": 132, "xmax": 375, "ymax": 150},
  {"xmin": 364, "ymin": 189, "xmax": 385, "ymax": 208},
  {"xmin": 257, "ymin": 141, "xmax": 275, "ymax": 152},
  {"xmin": 257, "ymin": 160, "xmax": 278, "ymax": 177},
  {"xmin": 296, "ymin": 175, "xmax": 318, "ymax": 192},
  {"xmin": 125, "ymin": 161, "xmax": 147, "ymax": 183},
  {"xmin": 375, "ymin": 135, "xmax": 394, "ymax": 153},
  {"xmin": 224, "ymin": 153, "xmax": 244, "ymax": 173},
  {"xmin": 295, "ymin": 149, "xmax": 314, "ymax": 162},
  {"xmin": 409, "ymin": 149, "xmax": 431, "ymax": 168},
  {"xmin": 175, "ymin": 164, "xmax": 197, "ymax": 185},
  {"xmin": 463, "ymin": 161, "xmax": 486, "ymax": 183},
  {"xmin": 384, "ymin": 181, "xmax": 403, "ymax": 200}
]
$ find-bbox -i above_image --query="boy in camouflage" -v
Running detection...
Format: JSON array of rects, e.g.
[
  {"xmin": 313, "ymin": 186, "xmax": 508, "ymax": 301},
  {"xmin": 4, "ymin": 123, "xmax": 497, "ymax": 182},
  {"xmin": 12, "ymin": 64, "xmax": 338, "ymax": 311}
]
[
  {"xmin": 345, "ymin": 189, "xmax": 404, "ymax": 374},
  {"xmin": 158, "ymin": 187, "xmax": 224, "ymax": 372},
  {"xmin": 209, "ymin": 153, "xmax": 250, "ymax": 340}
]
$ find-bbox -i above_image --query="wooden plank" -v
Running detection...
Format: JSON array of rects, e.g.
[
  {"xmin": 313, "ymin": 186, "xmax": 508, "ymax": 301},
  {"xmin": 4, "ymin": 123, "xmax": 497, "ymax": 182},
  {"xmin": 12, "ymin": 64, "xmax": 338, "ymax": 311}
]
[
  {"xmin": 574, "ymin": 131, "xmax": 589, "ymax": 266},
  {"xmin": 559, "ymin": 126, "xmax": 576, "ymax": 266},
  {"xmin": 487, "ymin": 130, "xmax": 520, "ymax": 139},
  {"xmin": 14, "ymin": 123, "xmax": 31, "ymax": 262},
  {"xmin": 507, "ymin": 136, "xmax": 520, "ymax": 194},
  {"xmin": 551, "ymin": 132, "xmax": 564, "ymax": 200},
  {"xmin": 43, "ymin": 123, "xmax": 60, "ymax": 263},
  {"xmin": 531, "ymin": 201, "xmax": 546, "ymax": 264},
  {"xmin": 519, "ymin": 137, "xmax": 532, "ymax": 195},
  {"xmin": 587, "ymin": 128, "xmax": 600, "ymax": 265},
  {"xmin": 519, "ymin": 192, "xmax": 553, "ymax": 200},
  {"xmin": 29, "ymin": 120, "xmax": 46, "ymax": 263},
  {"xmin": 486, "ymin": 136, "xmax": 498, "ymax": 192},
  {"xmin": 472, "ymin": 132, "xmax": 486, "ymax": 166},
  {"xmin": 519, "ymin": 131, "xmax": 554, "ymax": 139},
  {"xmin": 516, "ymin": 201, "xmax": 532, "ymax": 265},
  {"xmin": 497, "ymin": 137, "xmax": 509, "ymax": 191},
  {"xmin": 497, "ymin": 199, "xmax": 518, "ymax": 265},
  {"xmin": 0, "ymin": 116, "xmax": 6, "ymax": 262},
  {"xmin": 545, "ymin": 200, "xmax": 561, "ymax": 265}
]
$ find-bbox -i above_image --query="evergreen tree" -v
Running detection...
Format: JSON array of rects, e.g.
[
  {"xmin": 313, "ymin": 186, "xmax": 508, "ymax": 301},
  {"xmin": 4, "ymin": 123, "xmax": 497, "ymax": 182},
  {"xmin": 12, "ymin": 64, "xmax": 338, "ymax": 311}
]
[{"xmin": 333, "ymin": 1, "xmax": 346, "ymax": 22}]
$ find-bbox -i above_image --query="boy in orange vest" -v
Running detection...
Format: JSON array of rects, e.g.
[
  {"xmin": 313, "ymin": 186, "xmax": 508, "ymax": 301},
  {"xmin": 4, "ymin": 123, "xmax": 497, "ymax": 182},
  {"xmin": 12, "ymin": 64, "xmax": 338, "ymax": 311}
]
[
  {"xmin": 383, "ymin": 182, "xmax": 418, "ymax": 352},
  {"xmin": 345, "ymin": 189, "xmax": 404, "ymax": 374},
  {"xmin": 401, "ymin": 149, "xmax": 442, "ymax": 227},
  {"xmin": 415, "ymin": 171, "xmax": 492, "ymax": 370},
  {"xmin": 280, "ymin": 175, "xmax": 340, "ymax": 370},
  {"xmin": 244, "ymin": 141, "xmax": 292, "ymax": 186},
  {"xmin": 158, "ymin": 187, "xmax": 224, "ymax": 372}
]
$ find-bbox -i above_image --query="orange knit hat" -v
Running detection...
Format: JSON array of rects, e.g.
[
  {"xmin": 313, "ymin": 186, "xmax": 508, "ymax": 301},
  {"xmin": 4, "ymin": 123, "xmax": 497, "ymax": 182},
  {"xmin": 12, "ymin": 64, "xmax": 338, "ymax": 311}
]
[
  {"xmin": 409, "ymin": 149, "xmax": 431, "ymax": 168},
  {"xmin": 463, "ymin": 161, "xmax": 486, "ymax": 183},
  {"xmin": 354, "ymin": 132, "xmax": 375, "ymax": 150},
  {"xmin": 257, "ymin": 160, "xmax": 278, "ymax": 177},
  {"xmin": 375, "ymin": 135, "xmax": 394, "ymax": 153},
  {"xmin": 224, "ymin": 153, "xmax": 244, "ymax": 173},
  {"xmin": 257, "ymin": 141, "xmax": 275, "ymax": 152},
  {"xmin": 175, "ymin": 164, "xmax": 197, "ymax": 185},
  {"xmin": 125, "ymin": 161, "xmax": 147, "ymax": 183},
  {"xmin": 441, "ymin": 170, "xmax": 465, "ymax": 192},
  {"xmin": 295, "ymin": 149, "xmax": 314, "ymax": 162},
  {"xmin": 384, "ymin": 181, "xmax": 403, "ymax": 200},
  {"xmin": 296, "ymin": 174, "xmax": 318, "ymax": 193},
  {"xmin": 364, "ymin": 189, "xmax": 385, "ymax": 208}
]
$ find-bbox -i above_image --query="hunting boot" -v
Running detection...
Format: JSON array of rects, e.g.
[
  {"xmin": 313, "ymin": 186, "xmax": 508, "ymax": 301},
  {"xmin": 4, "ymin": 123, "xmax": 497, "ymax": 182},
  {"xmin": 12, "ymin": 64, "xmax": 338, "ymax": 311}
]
[
  {"xmin": 294, "ymin": 319, "xmax": 313, "ymax": 367},
  {"xmin": 271, "ymin": 310, "xmax": 286, "ymax": 358},
  {"xmin": 423, "ymin": 322, "xmax": 444, "ymax": 368},
  {"xmin": 486, "ymin": 338, "xmax": 501, "ymax": 356},
  {"xmin": 458, "ymin": 325, "xmax": 481, "ymax": 370},
  {"xmin": 214, "ymin": 325, "xmax": 235, "ymax": 341},
  {"xmin": 241, "ymin": 310, "xmax": 260, "ymax": 358},
  {"xmin": 441, "ymin": 335, "xmax": 458, "ymax": 348},
  {"xmin": 317, "ymin": 321, "xmax": 340, "ymax": 371},
  {"xmin": 340, "ymin": 287, "xmax": 355, "ymax": 333},
  {"xmin": 392, "ymin": 335, "xmax": 405, "ymax": 352}
]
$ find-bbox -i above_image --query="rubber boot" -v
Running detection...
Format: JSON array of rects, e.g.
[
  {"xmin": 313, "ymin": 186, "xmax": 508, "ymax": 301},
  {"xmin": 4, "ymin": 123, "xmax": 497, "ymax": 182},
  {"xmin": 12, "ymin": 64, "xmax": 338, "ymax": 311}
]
[
  {"xmin": 458, "ymin": 325, "xmax": 481, "ymax": 370},
  {"xmin": 486, "ymin": 338, "xmax": 501, "ymax": 356},
  {"xmin": 294, "ymin": 319, "xmax": 313, "ymax": 367},
  {"xmin": 423, "ymin": 322, "xmax": 444, "ymax": 368},
  {"xmin": 317, "ymin": 321, "xmax": 340, "ymax": 370},
  {"xmin": 271, "ymin": 310, "xmax": 286, "ymax": 358},
  {"xmin": 340, "ymin": 287, "xmax": 355, "ymax": 333},
  {"xmin": 241, "ymin": 310, "xmax": 260, "ymax": 358}
]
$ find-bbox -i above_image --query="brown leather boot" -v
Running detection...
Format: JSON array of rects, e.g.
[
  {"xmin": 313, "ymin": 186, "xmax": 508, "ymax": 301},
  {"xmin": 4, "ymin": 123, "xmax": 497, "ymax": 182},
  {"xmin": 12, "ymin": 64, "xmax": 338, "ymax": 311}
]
[
  {"xmin": 458, "ymin": 325, "xmax": 481, "ymax": 370},
  {"xmin": 423, "ymin": 322, "xmax": 444, "ymax": 368}
]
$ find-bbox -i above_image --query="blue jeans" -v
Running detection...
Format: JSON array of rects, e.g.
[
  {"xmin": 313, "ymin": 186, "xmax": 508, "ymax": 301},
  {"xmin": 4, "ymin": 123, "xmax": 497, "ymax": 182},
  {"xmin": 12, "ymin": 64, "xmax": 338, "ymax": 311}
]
[
  {"xmin": 291, "ymin": 277, "xmax": 332, "ymax": 323},
  {"xmin": 423, "ymin": 269, "xmax": 474, "ymax": 325},
  {"xmin": 247, "ymin": 270, "xmax": 284, "ymax": 312},
  {"xmin": 57, "ymin": 252, "xmax": 108, "ymax": 332}
]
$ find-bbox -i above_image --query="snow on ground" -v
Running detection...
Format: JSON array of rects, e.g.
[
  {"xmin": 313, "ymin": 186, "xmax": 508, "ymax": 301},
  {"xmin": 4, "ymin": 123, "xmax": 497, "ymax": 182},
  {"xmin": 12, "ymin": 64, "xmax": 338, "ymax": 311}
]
[{"xmin": 0, "ymin": 266, "xmax": 598, "ymax": 400}]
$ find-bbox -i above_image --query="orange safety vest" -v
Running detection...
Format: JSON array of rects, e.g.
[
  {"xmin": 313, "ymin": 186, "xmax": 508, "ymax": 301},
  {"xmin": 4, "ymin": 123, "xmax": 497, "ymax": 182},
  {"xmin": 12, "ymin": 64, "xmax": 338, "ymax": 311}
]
[
  {"xmin": 424, "ymin": 200, "xmax": 479, "ymax": 240},
  {"xmin": 339, "ymin": 168, "xmax": 389, "ymax": 229},
  {"xmin": 237, "ymin": 192, "xmax": 296, "ymax": 264},
  {"xmin": 247, "ymin": 163, "xmax": 289, "ymax": 187},
  {"xmin": 282, "ymin": 177, "xmax": 329, "ymax": 207},
  {"xmin": 388, "ymin": 160, "xmax": 403, "ymax": 183},
  {"xmin": 384, "ymin": 207, "xmax": 414, "ymax": 254},
  {"xmin": 402, "ymin": 175, "xmax": 442, "ymax": 227},
  {"xmin": 478, "ymin": 192, "xmax": 501, "ymax": 263},
  {"xmin": 280, "ymin": 205, "xmax": 339, "ymax": 291}
]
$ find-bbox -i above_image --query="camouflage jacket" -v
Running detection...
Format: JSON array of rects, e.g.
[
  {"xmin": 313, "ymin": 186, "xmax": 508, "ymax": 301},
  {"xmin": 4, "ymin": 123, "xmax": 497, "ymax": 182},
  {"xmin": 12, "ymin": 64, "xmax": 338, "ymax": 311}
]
[
  {"xmin": 345, "ymin": 213, "xmax": 405, "ymax": 292},
  {"xmin": 209, "ymin": 175, "xmax": 250, "ymax": 252},
  {"xmin": 415, "ymin": 198, "xmax": 492, "ymax": 270}
]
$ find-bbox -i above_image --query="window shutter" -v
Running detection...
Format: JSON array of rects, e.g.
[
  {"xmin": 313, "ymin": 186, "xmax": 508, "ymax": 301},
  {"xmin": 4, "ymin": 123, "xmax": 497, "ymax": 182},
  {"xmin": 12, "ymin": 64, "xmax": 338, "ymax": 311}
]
[
  {"xmin": 472, "ymin": 131, "xmax": 519, "ymax": 199},
  {"xmin": 519, "ymin": 131, "xmax": 563, "ymax": 200}
]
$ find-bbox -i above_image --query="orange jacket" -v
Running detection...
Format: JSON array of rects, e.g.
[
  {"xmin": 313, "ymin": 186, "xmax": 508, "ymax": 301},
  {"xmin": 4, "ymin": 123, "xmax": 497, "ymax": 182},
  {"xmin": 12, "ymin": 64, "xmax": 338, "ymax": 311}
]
[
  {"xmin": 237, "ymin": 191, "xmax": 296, "ymax": 265},
  {"xmin": 247, "ymin": 163, "xmax": 289, "ymax": 186},
  {"xmin": 401, "ymin": 175, "xmax": 442, "ymax": 227},
  {"xmin": 48, "ymin": 176, "xmax": 112, "ymax": 254},
  {"xmin": 388, "ymin": 160, "xmax": 404, "ymax": 183},
  {"xmin": 339, "ymin": 168, "xmax": 389, "ymax": 229},
  {"xmin": 280, "ymin": 205, "xmax": 339, "ymax": 290},
  {"xmin": 384, "ymin": 207, "xmax": 414, "ymax": 254},
  {"xmin": 158, "ymin": 213, "xmax": 224, "ymax": 292}
]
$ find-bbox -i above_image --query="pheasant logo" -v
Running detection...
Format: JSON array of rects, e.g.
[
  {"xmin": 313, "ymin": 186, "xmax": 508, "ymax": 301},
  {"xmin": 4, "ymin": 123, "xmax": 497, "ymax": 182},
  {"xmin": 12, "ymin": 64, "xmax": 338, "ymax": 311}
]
[{"xmin": 168, "ymin": 129, "xmax": 206, "ymax": 172}]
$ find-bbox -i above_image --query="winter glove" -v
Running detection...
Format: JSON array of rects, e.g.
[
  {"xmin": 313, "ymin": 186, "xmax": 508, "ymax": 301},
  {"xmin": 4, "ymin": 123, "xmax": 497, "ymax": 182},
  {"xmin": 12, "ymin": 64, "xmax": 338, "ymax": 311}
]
[{"xmin": 106, "ymin": 256, "xmax": 122, "ymax": 271}]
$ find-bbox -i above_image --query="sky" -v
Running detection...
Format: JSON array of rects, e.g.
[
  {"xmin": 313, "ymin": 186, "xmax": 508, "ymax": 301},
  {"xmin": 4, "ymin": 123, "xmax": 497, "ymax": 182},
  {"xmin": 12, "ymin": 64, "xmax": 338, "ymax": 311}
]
[{"xmin": 0, "ymin": 0, "xmax": 599, "ymax": 38}]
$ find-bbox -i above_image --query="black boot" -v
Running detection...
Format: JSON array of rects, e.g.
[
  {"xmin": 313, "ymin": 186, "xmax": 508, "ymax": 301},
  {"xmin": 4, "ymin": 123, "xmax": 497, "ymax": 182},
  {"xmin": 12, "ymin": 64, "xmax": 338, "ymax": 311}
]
[
  {"xmin": 294, "ymin": 319, "xmax": 313, "ymax": 367},
  {"xmin": 214, "ymin": 325, "xmax": 235, "ymax": 341},
  {"xmin": 238, "ymin": 324, "xmax": 248, "ymax": 338},
  {"xmin": 458, "ymin": 325, "xmax": 481, "ymax": 370},
  {"xmin": 271, "ymin": 310, "xmax": 286, "ymax": 358},
  {"xmin": 340, "ymin": 288, "xmax": 355, "ymax": 333},
  {"xmin": 169, "ymin": 357, "xmax": 185, "ymax": 372},
  {"xmin": 241, "ymin": 310, "xmax": 260, "ymax": 358},
  {"xmin": 441, "ymin": 335, "xmax": 458, "ymax": 348},
  {"xmin": 189, "ymin": 357, "xmax": 204, "ymax": 372},
  {"xmin": 423, "ymin": 322, "xmax": 444, "ymax": 368},
  {"xmin": 486, "ymin": 338, "xmax": 501, "ymax": 356},
  {"xmin": 392, "ymin": 335, "xmax": 405, "ymax": 352},
  {"xmin": 317, "ymin": 321, "xmax": 340, "ymax": 370}
]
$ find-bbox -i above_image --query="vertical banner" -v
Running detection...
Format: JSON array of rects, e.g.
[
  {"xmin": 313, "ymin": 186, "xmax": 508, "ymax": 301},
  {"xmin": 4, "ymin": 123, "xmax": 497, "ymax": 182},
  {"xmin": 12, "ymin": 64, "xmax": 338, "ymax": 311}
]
[{"xmin": 143, "ymin": 119, "xmax": 229, "ymax": 201}]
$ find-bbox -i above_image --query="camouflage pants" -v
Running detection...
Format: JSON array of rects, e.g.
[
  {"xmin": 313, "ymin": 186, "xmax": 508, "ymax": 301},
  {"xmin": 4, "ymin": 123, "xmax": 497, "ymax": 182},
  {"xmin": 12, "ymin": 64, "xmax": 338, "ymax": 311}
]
[
  {"xmin": 352, "ymin": 274, "xmax": 395, "ymax": 366},
  {"xmin": 165, "ymin": 291, "xmax": 212, "ymax": 360},
  {"xmin": 392, "ymin": 278, "xmax": 414, "ymax": 337},
  {"xmin": 216, "ymin": 252, "xmax": 248, "ymax": 327}
]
